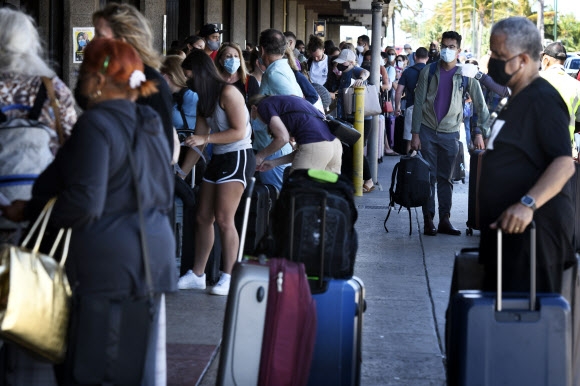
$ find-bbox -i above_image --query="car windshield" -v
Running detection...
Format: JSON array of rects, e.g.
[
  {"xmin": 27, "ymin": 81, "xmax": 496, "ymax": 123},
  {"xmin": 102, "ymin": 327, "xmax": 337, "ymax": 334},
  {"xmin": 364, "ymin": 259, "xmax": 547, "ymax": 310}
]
[{"xmin": 571, "ymin": 60, "xmax": 580, "ymax": 70}]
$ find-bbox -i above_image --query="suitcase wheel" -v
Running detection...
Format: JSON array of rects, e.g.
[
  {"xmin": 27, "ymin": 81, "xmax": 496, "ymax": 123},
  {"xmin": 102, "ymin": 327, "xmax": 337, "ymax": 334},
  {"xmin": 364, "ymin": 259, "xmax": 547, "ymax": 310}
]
[{"xmin": 466, "ymin": 227, "xmax": 473, "ymax": 236}]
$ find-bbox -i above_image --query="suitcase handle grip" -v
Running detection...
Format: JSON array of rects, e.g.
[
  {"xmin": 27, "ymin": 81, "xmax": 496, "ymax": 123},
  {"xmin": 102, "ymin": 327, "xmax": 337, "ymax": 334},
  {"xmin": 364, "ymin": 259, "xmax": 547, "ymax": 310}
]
[
  {"xmin": 496, "ymin": 221, "xmax": 536, "ymax": 312},
  {"xmin": 237, "ymin": 177, "xmax": 256, "ymax": 262}
]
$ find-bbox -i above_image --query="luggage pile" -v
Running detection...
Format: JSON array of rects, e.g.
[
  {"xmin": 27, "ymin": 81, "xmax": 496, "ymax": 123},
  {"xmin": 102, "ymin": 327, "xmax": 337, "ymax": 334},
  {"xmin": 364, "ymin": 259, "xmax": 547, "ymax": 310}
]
[{"xmin": 217, "ymin": 170, "xmax": 366, "ymax": 386}]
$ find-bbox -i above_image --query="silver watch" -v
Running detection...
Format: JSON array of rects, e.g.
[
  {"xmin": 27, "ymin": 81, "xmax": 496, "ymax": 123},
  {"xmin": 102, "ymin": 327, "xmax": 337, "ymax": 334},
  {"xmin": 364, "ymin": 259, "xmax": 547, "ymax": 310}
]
[
  {"xmin": 474, "ymin": 71, "xmax": 483, "ymax": 80},
  {"xmin": 520, "ymin": 195, "xmax": 536, "ymax": 211}
]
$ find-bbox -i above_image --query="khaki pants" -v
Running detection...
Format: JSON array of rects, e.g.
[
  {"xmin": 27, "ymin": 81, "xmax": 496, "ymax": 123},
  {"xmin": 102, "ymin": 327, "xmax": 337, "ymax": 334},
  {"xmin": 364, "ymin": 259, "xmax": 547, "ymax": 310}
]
[{"xmin": 291, "ymin": 138, "xmax": 342, "ymax": 174}]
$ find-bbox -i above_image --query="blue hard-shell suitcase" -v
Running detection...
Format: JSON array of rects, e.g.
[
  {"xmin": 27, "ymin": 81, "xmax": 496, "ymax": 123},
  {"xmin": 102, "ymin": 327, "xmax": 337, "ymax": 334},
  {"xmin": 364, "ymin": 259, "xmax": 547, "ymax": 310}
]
[
  {"xmin": 308, "ymin": 277, "xmax": 365, "ymax": 386},
  {"xmin": 447, "ymin": 224, "xmax": 573, "ymax": 386}
]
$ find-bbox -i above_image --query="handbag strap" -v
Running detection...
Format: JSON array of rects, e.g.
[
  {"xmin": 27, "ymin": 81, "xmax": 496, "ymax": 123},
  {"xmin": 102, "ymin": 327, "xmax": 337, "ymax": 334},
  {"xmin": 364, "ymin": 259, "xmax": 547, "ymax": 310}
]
[
  {"xmin": 279, "ymin": 109, "xmax": 327, "ymax": 122},
  {"xmin": 122, "ymin": 108, "xmax": 155, "ymax": 301},
  {"xmin": 21, "ymin": 197, "xmax": 72, "ymax": 267}
]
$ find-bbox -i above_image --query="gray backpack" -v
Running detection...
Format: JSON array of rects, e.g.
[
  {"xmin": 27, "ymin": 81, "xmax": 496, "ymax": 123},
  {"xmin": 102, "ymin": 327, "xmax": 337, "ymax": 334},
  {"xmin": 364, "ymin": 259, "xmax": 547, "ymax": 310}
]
[{"xmin": 0, "ymin": 79, "xmax": 56, "ymax": 229}]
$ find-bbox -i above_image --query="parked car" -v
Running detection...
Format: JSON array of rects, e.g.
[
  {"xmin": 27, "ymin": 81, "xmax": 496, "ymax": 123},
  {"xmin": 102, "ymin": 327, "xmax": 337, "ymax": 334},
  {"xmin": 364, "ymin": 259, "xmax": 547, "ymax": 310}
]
[{"xmin": 564, "ymin": 56, "xmax": 580, "ymax": 77}]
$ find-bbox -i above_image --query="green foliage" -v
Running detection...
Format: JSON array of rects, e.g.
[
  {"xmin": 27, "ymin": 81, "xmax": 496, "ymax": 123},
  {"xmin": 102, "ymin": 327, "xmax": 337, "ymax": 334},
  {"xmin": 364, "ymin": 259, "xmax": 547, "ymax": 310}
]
[
  {"xmin": 398, "ymin": 0, "xmax": 580, "ymax": 57},
  {"xmin": 557, "ymin": 14, "xmax": 580, "ymax": 51}
]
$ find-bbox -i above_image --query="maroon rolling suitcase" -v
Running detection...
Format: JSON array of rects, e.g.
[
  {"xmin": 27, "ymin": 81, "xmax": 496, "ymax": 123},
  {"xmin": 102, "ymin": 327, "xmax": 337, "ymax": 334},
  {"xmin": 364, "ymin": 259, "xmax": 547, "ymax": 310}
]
[{"xmin": 258, "ymin": 258, "xmax": 317, "ymax": 386}]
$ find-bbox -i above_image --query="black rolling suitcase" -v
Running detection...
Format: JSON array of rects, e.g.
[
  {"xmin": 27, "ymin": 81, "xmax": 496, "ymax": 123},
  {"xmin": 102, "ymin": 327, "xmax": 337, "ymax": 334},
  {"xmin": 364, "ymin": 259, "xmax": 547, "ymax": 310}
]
[
  {"xmin": 452, "ymin": 141, "xmax": 465, "ymax": 184},
  {"xmin": 393, "ymin": 114, "xmax": 406, "ymax": 155},
  {"xmin": 466, "ymin": 149, "xmax": 484, "ymax": 235},
  {"xmin": 447, "ymin": 225, "xmax": 573, "ymax": 386},
  {"xmin": 234, "ymin": 183, "xmax": 277, "ymax": 255}
]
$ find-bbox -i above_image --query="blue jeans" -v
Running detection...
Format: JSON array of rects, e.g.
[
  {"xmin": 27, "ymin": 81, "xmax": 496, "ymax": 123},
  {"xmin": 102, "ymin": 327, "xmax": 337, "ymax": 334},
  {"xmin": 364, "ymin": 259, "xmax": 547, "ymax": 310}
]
[{"xmin": 419, "ymin": 125, "xmax": 459, "ymax": 217}]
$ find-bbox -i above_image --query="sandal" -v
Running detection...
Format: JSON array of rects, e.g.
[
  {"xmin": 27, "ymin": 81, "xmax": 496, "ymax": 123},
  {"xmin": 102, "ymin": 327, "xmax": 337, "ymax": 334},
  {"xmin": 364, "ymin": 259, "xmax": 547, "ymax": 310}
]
[
  {"xmin": 384, "ymin": 149, "xmax": 399, "ymax": 156},
  {"xmin": 362, "ymin": 184, "xmax": 375, "ymax": 193}
]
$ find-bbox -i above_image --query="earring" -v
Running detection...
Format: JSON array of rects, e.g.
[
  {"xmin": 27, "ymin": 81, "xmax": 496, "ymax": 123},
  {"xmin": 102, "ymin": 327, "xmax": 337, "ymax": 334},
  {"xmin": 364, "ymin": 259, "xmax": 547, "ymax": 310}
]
[{"xmin": 91, "ymin": 89, "xmax": 102, "ymax": 99}]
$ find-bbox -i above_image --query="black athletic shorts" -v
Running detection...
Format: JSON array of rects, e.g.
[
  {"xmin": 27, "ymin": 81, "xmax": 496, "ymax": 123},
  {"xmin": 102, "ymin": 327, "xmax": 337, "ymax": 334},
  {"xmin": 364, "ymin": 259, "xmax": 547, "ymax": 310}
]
[{"xmin": 203, "ymin": 148, "xmax": 255, "ymax": 187}]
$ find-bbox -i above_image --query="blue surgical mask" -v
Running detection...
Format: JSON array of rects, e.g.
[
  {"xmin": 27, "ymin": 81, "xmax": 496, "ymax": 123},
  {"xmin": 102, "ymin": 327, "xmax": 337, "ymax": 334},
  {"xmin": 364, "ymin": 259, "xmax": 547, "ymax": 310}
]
[
  {"xmin": 441, "ymin": 48, "xmax": 457, "ymax": 63},
  {"xmin": 207, "ymin": 40, "xmax": 220, "ymax": 51},
  {"xmin": 224, "ymin": 57, "xmax": 241, "ymax": 74}
]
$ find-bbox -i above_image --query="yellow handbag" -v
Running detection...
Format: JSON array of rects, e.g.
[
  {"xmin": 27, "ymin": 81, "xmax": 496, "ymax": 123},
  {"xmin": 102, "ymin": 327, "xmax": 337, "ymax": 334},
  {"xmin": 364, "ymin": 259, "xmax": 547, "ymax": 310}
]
[{"xmin": 0, "ymin": 198, "xmax": 72, "ymax": 363}]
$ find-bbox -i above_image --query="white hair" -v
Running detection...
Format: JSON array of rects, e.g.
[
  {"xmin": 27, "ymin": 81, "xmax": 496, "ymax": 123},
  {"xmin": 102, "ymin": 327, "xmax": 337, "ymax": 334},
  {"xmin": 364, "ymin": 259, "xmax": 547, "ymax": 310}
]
[{"xmin": 0, "ymin": 8, "xmax": 55, "ymax": 77}]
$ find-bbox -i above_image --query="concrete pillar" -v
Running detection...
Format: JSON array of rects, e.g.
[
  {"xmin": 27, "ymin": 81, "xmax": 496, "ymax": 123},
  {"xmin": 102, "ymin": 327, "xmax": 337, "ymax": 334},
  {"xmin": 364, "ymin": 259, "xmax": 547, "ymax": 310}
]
[
  {"xmin": 258, "ymin": 0, "xmax": 271, "ymax": 34},
  {"xmin": 140, "ymin": 0, "xmax": 167, "ymax": 54},
  {"xmin": 296, "ymin": 4, "xmax": 306, "ymax": 42},
  {"xmin": 327, "ymin": 24, "xmax": 340, "ymax": 45},
  {"xmin": 368, "ymin": 2, "xmax": 384, "ymax": 185},
  {"xmin": 271, "ymin": 0, "xmax": 284, "ymax": 31},
  {"xmin": 231, "ymin": 0, "xmax": 247, "ymax": 46},
  {"xmin": 205, "ymin": 0, "xmax": 223, "ymax": 26},
  {"xmin": 286, "ymin": 0, "xmax": 297, "ymax": 36},
  {"xmin": 306, "ymin": 9, "xmax": 317, "ymax": 40}
]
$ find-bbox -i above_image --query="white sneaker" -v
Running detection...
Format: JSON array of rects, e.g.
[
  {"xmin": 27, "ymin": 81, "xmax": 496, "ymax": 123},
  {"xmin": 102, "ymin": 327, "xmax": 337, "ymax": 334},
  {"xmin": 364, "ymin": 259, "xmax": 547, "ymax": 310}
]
[
  {"xmin": 177, "ymin": 270, "xmax": 206, "ymax": 290},
  {"xmin": 210, "ymin": 273, "xmax": 231, "ymax": 296}
]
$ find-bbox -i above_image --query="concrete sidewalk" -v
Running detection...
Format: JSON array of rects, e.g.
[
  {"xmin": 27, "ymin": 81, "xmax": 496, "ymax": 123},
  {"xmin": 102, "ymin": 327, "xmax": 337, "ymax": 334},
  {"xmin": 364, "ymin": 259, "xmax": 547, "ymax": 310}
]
[{"xmin": 166, "ymin": 149, "xmax": 480, "ymax": 386}]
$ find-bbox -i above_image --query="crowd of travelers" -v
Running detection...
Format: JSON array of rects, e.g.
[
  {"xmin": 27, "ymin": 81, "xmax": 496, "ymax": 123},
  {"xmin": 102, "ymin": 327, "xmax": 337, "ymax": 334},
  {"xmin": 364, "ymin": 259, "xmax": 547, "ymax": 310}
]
[{"xmin": 1, "ymin": 1, "xmax": 580, "ymax": 384}]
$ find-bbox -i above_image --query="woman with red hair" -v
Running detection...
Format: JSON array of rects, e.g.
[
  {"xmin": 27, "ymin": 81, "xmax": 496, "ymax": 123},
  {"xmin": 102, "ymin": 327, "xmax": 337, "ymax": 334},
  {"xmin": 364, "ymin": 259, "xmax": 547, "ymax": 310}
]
[{"xmin": 2, "ymin": 38, "xmax": 177, "ymax": 385}]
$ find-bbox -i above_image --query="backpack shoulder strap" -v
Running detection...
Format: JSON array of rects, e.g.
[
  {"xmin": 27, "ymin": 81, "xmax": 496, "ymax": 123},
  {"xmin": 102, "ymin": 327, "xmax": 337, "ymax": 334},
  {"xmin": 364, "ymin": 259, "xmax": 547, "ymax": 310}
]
[
  {"xmin": 426, "ymin": 62, "xmax": 438, "ymax": 92},
  {"xmin": 29, "ymin": 79, "xmax": 48, "ymax": 121},
  {"xmin": 41, "ymin": 77, "xmax": 64, "ymax": 145}
]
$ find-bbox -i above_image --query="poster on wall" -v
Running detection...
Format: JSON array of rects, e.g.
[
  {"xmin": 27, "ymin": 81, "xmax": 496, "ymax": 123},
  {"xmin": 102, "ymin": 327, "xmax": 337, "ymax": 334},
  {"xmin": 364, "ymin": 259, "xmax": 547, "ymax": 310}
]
[
  {"xmin": 73, "ymin": 27, "xmax": 95, "ymax": 63},
  {"xmin": 314, "ymin": 20, "xmax": 326, "ymax": 38}
]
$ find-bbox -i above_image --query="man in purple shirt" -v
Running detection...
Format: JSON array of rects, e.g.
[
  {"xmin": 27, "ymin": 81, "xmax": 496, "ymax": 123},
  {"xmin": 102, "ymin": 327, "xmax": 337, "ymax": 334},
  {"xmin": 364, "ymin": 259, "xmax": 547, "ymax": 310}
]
[{"xmin": 411, "ymin": 31, "xmax": 490, "ymax": 236}]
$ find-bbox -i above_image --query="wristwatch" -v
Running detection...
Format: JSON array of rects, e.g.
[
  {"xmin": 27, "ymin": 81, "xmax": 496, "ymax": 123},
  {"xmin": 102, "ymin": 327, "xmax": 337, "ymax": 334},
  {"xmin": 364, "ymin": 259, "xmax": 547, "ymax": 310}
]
[
  {"xmin": 474, "ymin": 71, "xmax": 483, "ymax": 80},
  {"xmin": 520, "ymin": 195, "xmax": 537, "ymax": 211}
]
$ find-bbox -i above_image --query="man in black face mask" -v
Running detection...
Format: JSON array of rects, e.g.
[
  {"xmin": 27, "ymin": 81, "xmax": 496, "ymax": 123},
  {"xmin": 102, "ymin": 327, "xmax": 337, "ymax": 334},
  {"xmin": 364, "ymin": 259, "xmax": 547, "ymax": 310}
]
[
  {"xmin": 478, "ymin": 17, "xmax": 575, "ymax": 295},
  {"xmin": 427, "ymin": 41, "xmax": 440, "ymax": 64}
]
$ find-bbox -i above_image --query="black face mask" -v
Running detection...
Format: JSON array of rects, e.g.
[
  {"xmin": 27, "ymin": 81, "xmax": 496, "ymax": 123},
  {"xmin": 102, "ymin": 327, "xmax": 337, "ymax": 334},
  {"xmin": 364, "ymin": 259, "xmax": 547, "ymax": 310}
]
[
  {"xmin": 336, "ymin": 63, "xmax": 349, "ymax": 72},
  {"xmin": 487, "ymin": 54, "xmax": 521, "ymax": 86},
  {"xmin": 429, "ymin": 49, "xmax": 437, "ymax": 57}
]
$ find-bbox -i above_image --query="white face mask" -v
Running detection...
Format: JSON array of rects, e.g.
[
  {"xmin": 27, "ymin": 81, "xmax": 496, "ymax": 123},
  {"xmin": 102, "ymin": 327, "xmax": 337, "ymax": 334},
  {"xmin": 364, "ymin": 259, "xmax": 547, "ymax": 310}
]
[
  {"xmin": 397, "ymin": 61, "xmax": 404, "ymax": 68},
  {"xmin": 441, "ymin": 48, "xmax": 457, "ymax": 63},
  {"xmin": 388, "ymin": 55, "xmax": 396, "ymax": 62},
  {"xmin": 356, "ymin": 45, "xmax": 364, "ymax": 53}
]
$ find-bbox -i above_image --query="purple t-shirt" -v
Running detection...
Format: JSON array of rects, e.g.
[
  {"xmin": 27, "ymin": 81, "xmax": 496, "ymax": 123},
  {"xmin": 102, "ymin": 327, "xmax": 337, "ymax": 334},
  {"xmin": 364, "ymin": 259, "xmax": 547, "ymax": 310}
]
[
  {"xmin": 433, "ymin": 66, "xmax": 458, "ymax": 123},
  {"xmin": 256, "ymin": 95, "xmax": 335, "ymax": 145}
]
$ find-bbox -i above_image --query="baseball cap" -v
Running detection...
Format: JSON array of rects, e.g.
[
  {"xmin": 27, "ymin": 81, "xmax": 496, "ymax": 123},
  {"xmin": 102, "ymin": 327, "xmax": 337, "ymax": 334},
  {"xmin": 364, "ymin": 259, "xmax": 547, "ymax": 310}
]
[
  {"xmin": 404, "ymin": 44, "xmax": 412, "ymax": 49},
  {"xmin": 543, "ymin": 42, "xmax": 567, "ymax": 60},
  {"xmin": 199, "ymin": 24, "xmax": 223, "ymax": 37},
  {"xmin": 334, "ymin": 49, "xmax": 356, "ymax": 64}
]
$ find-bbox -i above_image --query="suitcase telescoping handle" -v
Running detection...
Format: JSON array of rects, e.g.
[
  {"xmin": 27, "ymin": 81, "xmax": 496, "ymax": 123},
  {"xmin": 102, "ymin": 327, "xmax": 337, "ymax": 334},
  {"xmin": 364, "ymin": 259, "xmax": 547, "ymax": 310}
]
[
  {"xmin": 496, "ymin": 221, "xmax": 536, "ymax": 312},
  {"xmin": 237, "ymin": 177, "xmax": 256, "ymax": 263}
]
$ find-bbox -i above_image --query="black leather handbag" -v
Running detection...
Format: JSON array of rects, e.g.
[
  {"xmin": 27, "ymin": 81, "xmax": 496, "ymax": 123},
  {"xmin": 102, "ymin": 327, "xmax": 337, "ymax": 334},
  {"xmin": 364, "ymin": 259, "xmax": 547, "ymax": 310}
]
[{"xmin": 325, "ymin": 115, "xmax": 362, "ymax": 147}]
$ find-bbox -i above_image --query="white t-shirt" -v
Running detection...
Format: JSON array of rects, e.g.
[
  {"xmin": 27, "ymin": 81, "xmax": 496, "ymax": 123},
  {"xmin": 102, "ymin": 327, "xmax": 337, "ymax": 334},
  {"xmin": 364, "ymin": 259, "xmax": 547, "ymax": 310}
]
[{"xmin": 309, "ymin": 56, "xmax": 329, "ymax": 86}]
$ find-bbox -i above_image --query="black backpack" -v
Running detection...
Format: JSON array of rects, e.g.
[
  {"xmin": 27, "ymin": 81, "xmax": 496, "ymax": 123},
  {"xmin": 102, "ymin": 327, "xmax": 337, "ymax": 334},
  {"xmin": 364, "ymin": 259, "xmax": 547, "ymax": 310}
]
[
  {"xmin": 269, "ymin": 169, "xmax": 358, "ymax": 279},
  {"xmin": 384, "ymin": 152, "xmax": 432, "ymax": 235}
]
